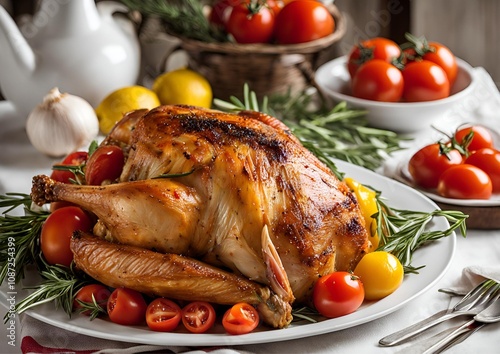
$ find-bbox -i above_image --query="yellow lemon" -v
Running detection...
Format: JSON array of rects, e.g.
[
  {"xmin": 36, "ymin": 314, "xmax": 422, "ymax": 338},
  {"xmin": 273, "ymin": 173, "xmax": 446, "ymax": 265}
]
[
  {"xmin": 96, "ymin": 86, "xmax": 160, "ymax": 134},
  {"xmin": 152, "ymin": 68, "xmax": 213, "ymax": 108}
]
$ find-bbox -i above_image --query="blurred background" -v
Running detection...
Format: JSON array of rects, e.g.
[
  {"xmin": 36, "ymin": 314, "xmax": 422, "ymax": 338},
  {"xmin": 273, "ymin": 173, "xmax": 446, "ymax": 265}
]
[{"xmin": 1, "ymin": 0, "xmax": 499, "ymax": 87}]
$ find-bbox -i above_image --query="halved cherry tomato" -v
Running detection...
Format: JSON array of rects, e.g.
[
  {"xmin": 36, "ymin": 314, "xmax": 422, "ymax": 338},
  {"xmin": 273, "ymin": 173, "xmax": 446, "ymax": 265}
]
[
  {"xmin": 274, "ymin": 0, "xmax": 334, "ymax": 44},
  {"xmin": 312, "ymin": 271, "xmax": 364, "ymax": 318},
  {"xmin": 402, "ymin": 60, "xmax": 450, "ymax": 102},
  {"xmin": 85, "ymin": 145, "xmax": 124, "ymax": 185},
  {"xmin": 73, "ymin": 284, "xmax": 111, "ymax": 316},
  {"xmin": 222, "ymin": 302, "xmax": 260, "ymax": 335},
  {"xmin": 50, "ymin": 151, "xmax": 88, "ymax": 184},
  {"xmin": 107, "ymin": 288, "xmax": 147, "ymax": 326},
  {"xmin": 181, "ymin": 301, "xmax": 216, "ymax": 333},
  {"xmin": 465, "ymin": 148, "xmax": 500, "ymax": 193},
  {"xmin": 351, "ymin": 59, "xmax": 404, "ymax": 102},
  {"xmin": 408, "ymin": 143, "xmax": 463, "ymax": 189},
  {"xmin": 454, "ymin": 125, "xmax": 494, "ymax": 152},
  {"xmin": 40, "ymin": 206, "xmax": 93, "ymax": 267},
  {"xmin": 225, "ymin": 2, "xmax": 275, "ymax": 44},
  {"xmin": 146, "ymin": 298, "xmax": 182, "ymax": 332},
  {"xmin": 347, "ymin": 37, "xmax": 401, "ymax": 78},
  {"xmin": 437, "ymin": 164, "xmax": 492, "ymax": 199}
]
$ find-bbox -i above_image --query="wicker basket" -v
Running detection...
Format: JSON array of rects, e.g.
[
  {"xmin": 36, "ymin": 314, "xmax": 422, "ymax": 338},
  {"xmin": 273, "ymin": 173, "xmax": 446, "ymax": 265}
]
[{"xmin": 165, "ymin": 4, "xmax": 346, "ymax": 101}]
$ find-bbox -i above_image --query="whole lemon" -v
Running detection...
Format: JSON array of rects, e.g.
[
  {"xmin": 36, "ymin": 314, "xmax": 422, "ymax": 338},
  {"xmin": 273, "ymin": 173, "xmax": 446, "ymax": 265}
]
[
  {"xmin": 152, "ymin": 68, "xmax": 213, "ymax": 108},
  {"xmin": 96, "ymin": 86, "xmax": 160, "ymax": 134}
]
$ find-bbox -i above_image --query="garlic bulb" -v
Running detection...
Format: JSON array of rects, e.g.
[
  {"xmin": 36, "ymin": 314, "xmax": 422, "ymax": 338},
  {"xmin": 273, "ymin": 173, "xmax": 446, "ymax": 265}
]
[{"xmin": 26, "ymin": 87, "xmax": 99, "ymax": 157}]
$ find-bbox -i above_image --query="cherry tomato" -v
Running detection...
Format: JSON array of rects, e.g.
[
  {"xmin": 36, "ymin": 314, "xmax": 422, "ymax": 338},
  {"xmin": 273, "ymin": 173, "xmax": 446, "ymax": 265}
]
[
  {"xmin": 181, "ymin": 301, "xmax": 216, "ymax": 333},
  {"xmin": 274, "ymin": 0, "xmax": 334, "ymax": 44},
  {"xmin": 402, "ymin": 60, "xmax": 450, "ymax": 102},
  {"xmin": 351, "ymin": 60, "xmax": 404, "ymax": 102},
  {"xmin": 353, "ymin": 251, "xmax": 404, "ymax": 301},
  {"xmin": 225, "ymin": 3, "xmax": 275, "ymax": 44},
  {"xmin": 437, "ymin": 164, "xmax": 492, "ymax": 199},
  {"xmin": 312, "ymin": 271, "xmax": 364, "ymax": 318},
  {"xmin": 423, "ymin": 42, "xmax": 458, "ymax": 86},
  {"xmin": 107, "ymin": 288, "xmax": 147, "ymax": 326},
  {"xmin": 454, "ymin": 125, "xmax": 494, "ymax": 152},
  {"xmin": 146, "ymin": 298, "xmax": 182, "ymax": 332},
  {"xmin": 209, "ymin": 0, "xmax": 242, "ymax": 26},
  {"xmin": 73, "ymin": 284, "xmax": 111, "ymax": 316},
  {"xmin": 347, "ymin": 37, "xmax": 401, "ymax": 78},
  {"xmin": 408, "ymin": 143, "xmax": 463, "ymax": 189},
  {"xmin": 465, "ymin": 148, "xmax": 500, "ymax": 192},
  {"xmin": 40, "ymin": 206, "xmax": 93, "ymax": 267},
  {"xmin": 85, "ymin": 145, "xmax": 124, "ymax": 185},
  {"xmin": 50, "ymin": 151, "xmax": 88, "ymax": 184},
  {"xmin": 266, "ymin": 0, "xmax": 286, "ymax": 15},
  {"xmin": 222, "ymin": 302, "xmax": 260, "ymax": 335}
]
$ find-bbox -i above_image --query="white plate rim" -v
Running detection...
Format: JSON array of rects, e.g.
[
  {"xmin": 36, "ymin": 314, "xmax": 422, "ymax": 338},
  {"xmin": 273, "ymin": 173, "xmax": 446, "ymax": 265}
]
[{"xmin": 0, "ymin": 159, "xmax": 456, "ymax": 346}]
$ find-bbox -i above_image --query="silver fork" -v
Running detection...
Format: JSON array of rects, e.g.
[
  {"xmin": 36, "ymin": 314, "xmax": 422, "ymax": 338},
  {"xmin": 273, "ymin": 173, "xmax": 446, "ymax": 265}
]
[{"xmin": 379, "ymin": 279, "xmax": 500, "ymax": 347}]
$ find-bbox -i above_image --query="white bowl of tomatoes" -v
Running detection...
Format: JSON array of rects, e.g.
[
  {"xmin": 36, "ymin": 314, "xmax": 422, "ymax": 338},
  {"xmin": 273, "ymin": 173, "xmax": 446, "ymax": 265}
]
[{"xmin": 315, "ymin": 39, "xmax": 476, "ymax": 133}]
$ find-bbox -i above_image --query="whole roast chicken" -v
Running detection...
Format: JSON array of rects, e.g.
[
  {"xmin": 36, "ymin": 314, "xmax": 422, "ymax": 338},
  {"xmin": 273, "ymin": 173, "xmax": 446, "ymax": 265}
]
[{"xmin": 31, "ymin": 105, "xmax": 370, "ymax": 328}]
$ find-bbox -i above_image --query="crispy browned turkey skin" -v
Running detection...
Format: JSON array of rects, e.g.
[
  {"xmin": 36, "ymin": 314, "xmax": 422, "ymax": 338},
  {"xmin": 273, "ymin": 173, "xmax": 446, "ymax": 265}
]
[{"xmin": 31, "ymin": 105, "xmax": 370, "ymax": 328}]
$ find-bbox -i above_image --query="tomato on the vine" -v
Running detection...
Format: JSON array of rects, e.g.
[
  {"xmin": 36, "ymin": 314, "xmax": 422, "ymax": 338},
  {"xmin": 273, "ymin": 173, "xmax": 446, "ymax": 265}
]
[
  {"xmin": 312, "ymin": 271, "xmax": 364, "ymax": 318},
  {"xmin": 347, "ymin": 37, "xmax": 401, "ymax": 78},
  {"xmin": 225, "ymin": 2, "xmax": 275, "ymax": 44},
  {"xmin": 85, "ymin": 145, "xmax": 124, "ymax": 185},
  {"xmin": 107, "ymin": 288, "xmax": 147, "ymax": 326},
  {"xmin": 454, "ymin": 125, "xmax": 494, "ymax": 152},
  {"xmin": 50, "ymin": 151, "xmax": 88, "ymax": 184},
  {"xmin": 408, "ymin": 143, "xmax": 463, "ymax": 189},
  {"xmin": 351, "ymin": 59, "xmax": 404, "ymax": 102},
  {"xmin": 423, "ymin": 42, "xmax": 458, "ymax": 86},
  {"xmin": 402, "ymin": 60, "xmax": 450, "ymax": 102},
  {"xmin": 465, "ymin": 148, "xmax": 500, "ymax": 193},
  {"xmin": 437, "ymin": 164, "xmax": 492, "ymax": 199},
  {"xmin": 146, "ymin": 298, "xmax": 182, "ymax": 332},
  {"xmin": 181, "ymin": 301, "xmax": 216, "ymax": 333},
  {"xmin": 73, "ymin": 284, "xmax": 111, "ymax": 316},
  {"xmin": 40, "ymin": 206, "xmax": 93, "ymax": 267},
  {"xmin": 274, "ymin": 0, "xmax": 334, "ymax": 44},
  {"xmin": 222, "ymin": 302, "xmax": 260, "ymax": 335},
  {"xmin": 353, "ymin": 251, "xmax": 404, "ymax": 301}
]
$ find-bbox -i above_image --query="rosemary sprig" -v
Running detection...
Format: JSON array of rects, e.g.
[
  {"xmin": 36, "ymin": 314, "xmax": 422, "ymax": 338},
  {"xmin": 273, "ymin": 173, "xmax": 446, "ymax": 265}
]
[
  {"xmin": 75, "ymin": 295, "xmax": 108, "ymax": 321},
  {"xmin": 10, "ymin": 261, "xmax": 89, "ymax": 320},
  {"xmin": 375, "ymin": 195, "xmax": 468, "ymax": 273},
  {"xmin": 0, "ymin": 194, "xmax": 49, "ymax": 284},
  {"xmin": 121, "ymin": 0, "xmax": 227, "ymax": 42}
]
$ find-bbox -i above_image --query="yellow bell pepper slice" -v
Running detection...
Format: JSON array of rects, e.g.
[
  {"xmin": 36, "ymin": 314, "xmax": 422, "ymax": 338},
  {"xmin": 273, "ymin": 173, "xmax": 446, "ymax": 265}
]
[{"xmin": 344, "ymin": 177, "xmax": 379, "ymax": 251}]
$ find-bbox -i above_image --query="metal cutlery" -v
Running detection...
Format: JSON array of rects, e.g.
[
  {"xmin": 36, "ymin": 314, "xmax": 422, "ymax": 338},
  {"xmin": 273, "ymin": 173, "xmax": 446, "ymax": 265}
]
[
  {"xmin": 379, "ymin": 279, "xmax": 500, "ymax": 347},
  {"xmin": 421, "ymin": 292, "xmax": 500, "ymax": 353}
]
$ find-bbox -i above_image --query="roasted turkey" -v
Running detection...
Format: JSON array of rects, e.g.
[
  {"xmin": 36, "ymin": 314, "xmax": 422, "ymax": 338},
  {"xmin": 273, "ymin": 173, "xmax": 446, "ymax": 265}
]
[{"xmin": 31, "ymin": 105, "xmax": 370, "ymax": 328}]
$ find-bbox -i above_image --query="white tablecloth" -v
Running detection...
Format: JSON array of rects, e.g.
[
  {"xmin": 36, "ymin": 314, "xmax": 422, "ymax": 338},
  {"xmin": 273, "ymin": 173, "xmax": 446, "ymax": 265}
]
[{"xmin": 1, "ymin": 89, "xmax": 499, "ymax": 354}]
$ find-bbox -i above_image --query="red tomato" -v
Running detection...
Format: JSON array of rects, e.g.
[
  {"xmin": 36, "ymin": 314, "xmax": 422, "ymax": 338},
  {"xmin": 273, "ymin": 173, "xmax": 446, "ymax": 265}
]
[
  {"xmin": 222, "ymin": 302, "xmax": 260, "ymax": 335},
  {"xmin": 274, "ymin": 0, "xmax": 334, "ymax": 44},
  {"xmin": 225, "ymin": 3, "xmax": 275, "ymax": 44},
  {"xmin": 313, "ymin": 271, "xmax": 364, "ymax": 318},
  {"xmin": 347, "ymin": 37, "xmax": 401, "ymax": 78},
  {"xmin": 351, "ymin": 60, "xmax": 404, "ymax": 102},
  {"xmin": 465, "ymin": 148, "xmax": 500, "ymax": 192},
  {"xmin": 85, "ymin": 145, "xmax": 124, "ymax": 185},
  {"xmin": 146, "ymin": 298, "xmax": 182, "ymax": 332},
  {"xmin": 181, "ymin": 301, "xmax": 216, "ymax": 333},
  {"xmin": 402, "ymin": 60, "xmax": 450, "ymax": 102},
  {"xmin": 424, "ymin": 42, "xmax": 458, "ymax": 86},
  {"xmin": 209, "ymin": 0, "xmax": 242, "ymax": 26},
  {"xmin": 107, "ymin": 288, "xmax": 147, "ymax": 326},
  {"xmin": 454, "ymin": 125, "xmax": 494, "ymax": 152},
  {"xmin": 437, "ymin": 164, "xmax": 492, "ymax": 199},
  {"xmin": 73, "ymin": 284, "xmax": 111, "ymax": 316},
  {"xmin": 50, "ymin": 151, "xmax": 88, "ymax": 184},
  {"xmin": 40, "ymin": 206, "xmax": 93, "ymax": 267},
  {"xmin": 408, "ymin": 143, "xmax": 463, "ymax": 189},
  {"xmin": 266, "ymin": 0, "xmax": 286, "ymax": 15}
]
